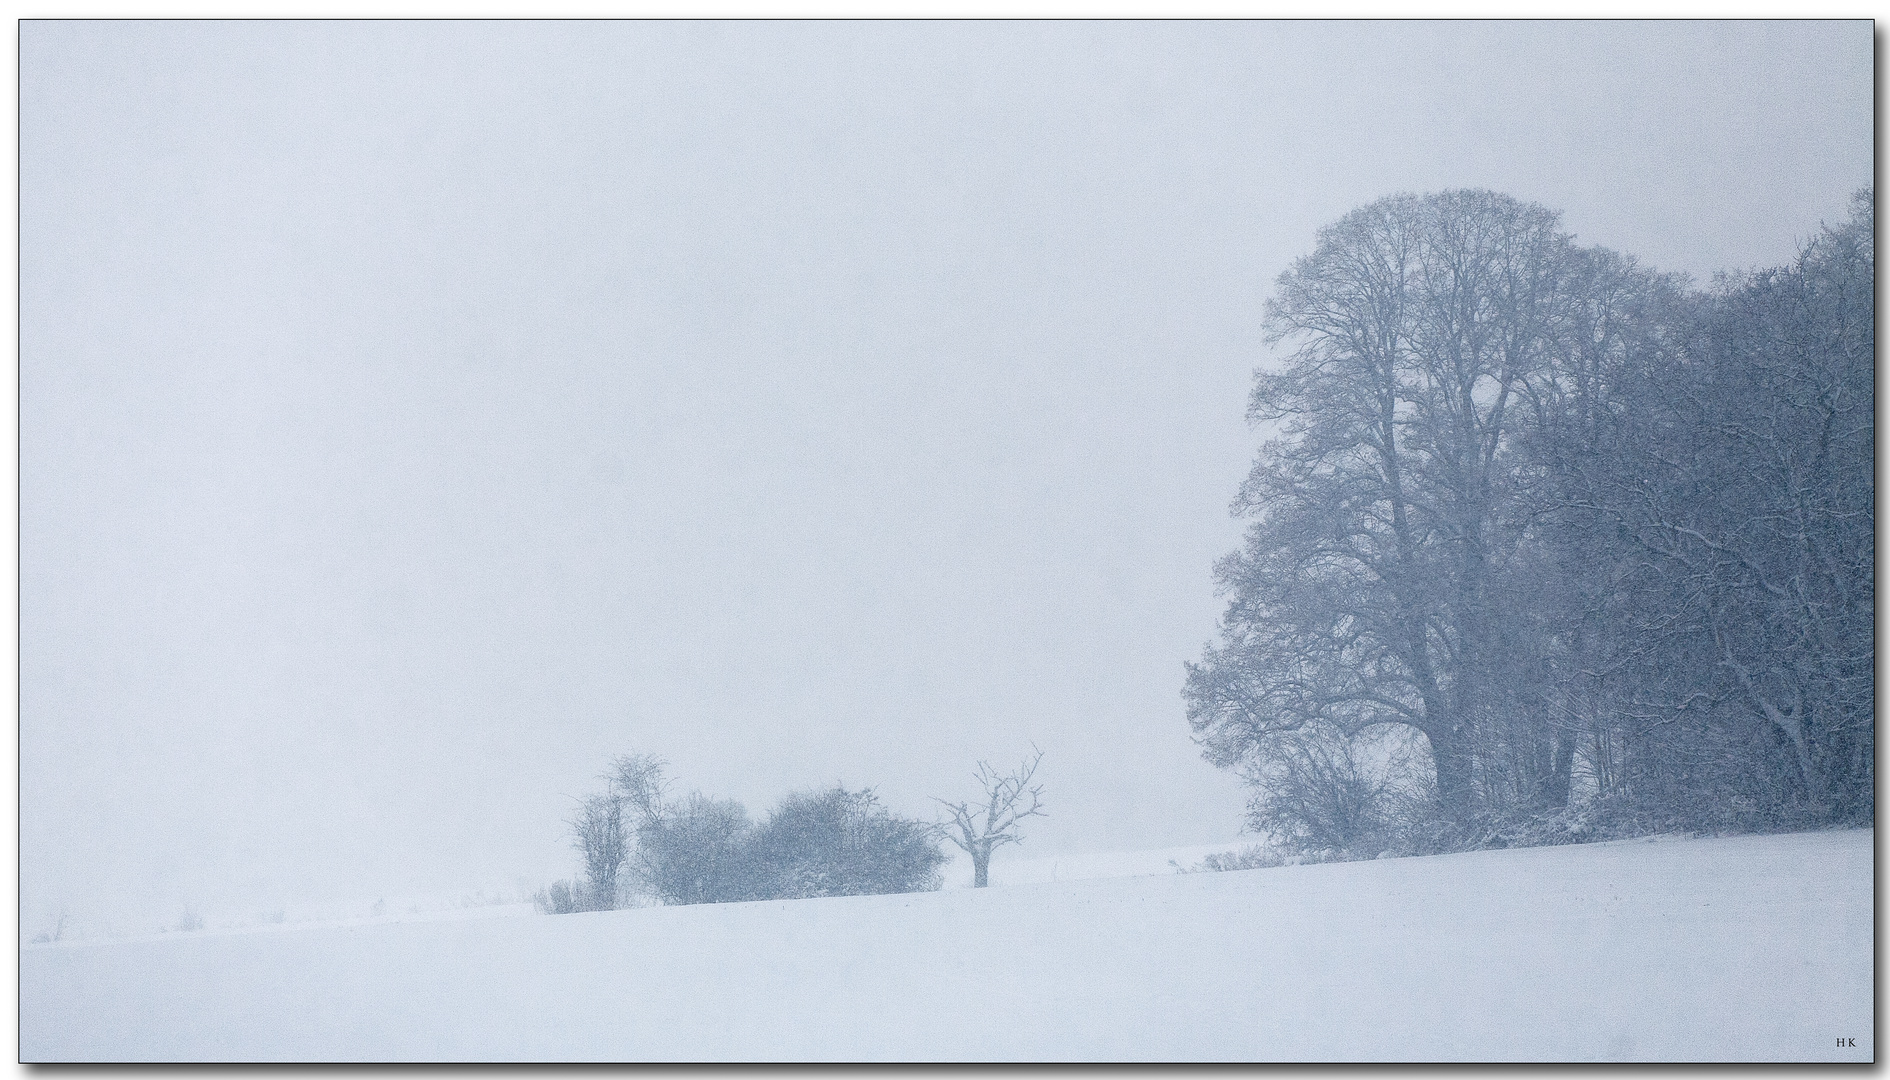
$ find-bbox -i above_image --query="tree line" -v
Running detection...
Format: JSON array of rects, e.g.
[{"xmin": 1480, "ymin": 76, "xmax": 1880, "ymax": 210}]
[
  {"xmin": 540, "ymin": 749, "xmax": 1046, "ymax": 912},
  {"xmin": 1186, "ymin": 188, "xmax": 1873, "ymax": 858}
]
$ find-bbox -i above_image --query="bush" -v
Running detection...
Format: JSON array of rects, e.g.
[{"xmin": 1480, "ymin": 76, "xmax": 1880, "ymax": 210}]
[
  {"xmin": 557, "ymin": 756, "xmax": 949, "ymax": 909},
  {"xmin": 630, "ymin": 786, "xmax": 947, "ymax": 905},
  {"xmin": 1239, "ymin": 727, "xmax": 1430, "ymax": 860},
  {"xmin": 534, "ymin": 880, "xmax": 582, "ymax": 915},
  {"xmin": 1171, "ymin": 845, "xmax": 1287, "ymax": 873},
  {"xmin": 1223, "ymin": 717, "xmax": 1848, "ymax": 869},
  {"xmin": 635, "ymin": 793, "xmax": 758, "ymax": 906},
  {"xmin": 751, "ymin": 787, "xmax": 949, "ymax": 899}
]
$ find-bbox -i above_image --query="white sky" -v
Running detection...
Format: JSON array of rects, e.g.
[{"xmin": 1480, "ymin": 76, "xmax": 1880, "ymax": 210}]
[{"xmin": 20, "ymin": 19, "xmax": 1872, "ymax": 932}]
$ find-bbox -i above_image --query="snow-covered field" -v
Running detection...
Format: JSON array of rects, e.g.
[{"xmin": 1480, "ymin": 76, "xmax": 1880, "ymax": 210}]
[{"xmin": 21, "ymin": 829, "xmax": 1872, "ymax": 1062}]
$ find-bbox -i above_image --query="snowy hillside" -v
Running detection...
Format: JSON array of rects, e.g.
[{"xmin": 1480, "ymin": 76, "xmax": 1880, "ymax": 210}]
[{"xmin": 22, "ymin": 830, "xmax": 1872, "ymax": 1062}]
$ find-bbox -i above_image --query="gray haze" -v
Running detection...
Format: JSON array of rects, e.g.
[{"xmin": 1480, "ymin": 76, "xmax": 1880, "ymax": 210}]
[{"xmin": 21, "ymin": 20, "xmax": 1871, "ymax": 932}]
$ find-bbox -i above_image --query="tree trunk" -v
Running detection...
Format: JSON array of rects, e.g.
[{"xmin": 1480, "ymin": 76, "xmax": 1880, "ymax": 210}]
[
  {"xmin": 972, "ymin": 847, "xmax": 990, "ymax": 888},
  {"xmin": 1426, "ymin": 725, "xmax": 1475, "ymax": 824},
  {"xmin": 1543, "ymin": 734, "xmax": 1575, "ymax": 810}
]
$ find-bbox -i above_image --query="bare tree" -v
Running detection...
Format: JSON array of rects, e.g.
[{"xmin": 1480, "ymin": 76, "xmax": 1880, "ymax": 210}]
[
  {"xmin": 1186, "ymin": 190, "xmax": 1599, "ymax": 826},
  {"xmin": 569, "ymin": 791, "xmax": 629, "ymax": 911},
  {"xmin": 608, "ymin": 753, "xmax": 671, "ymax": 826},
  {"xmin": 934, "ymin": 747, "xmax": 1047, "ymax": 888}
]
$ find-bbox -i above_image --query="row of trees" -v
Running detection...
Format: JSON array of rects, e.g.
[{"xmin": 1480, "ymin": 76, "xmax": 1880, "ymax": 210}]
[
  {"xmin": 1187, "ymin": 189, "xmax": 1872, "ymax": 857},
  {"xmin": 541, "ymin": 750, "xmax": 1047, "ymax": 912}
]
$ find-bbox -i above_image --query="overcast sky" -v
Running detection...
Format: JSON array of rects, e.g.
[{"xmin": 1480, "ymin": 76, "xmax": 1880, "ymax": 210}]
[{"xmin": 21, "ymin": 19, "xmax": 1872, "ymax": 932}]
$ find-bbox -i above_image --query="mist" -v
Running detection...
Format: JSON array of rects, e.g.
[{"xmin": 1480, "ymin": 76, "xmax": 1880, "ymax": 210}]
[{"xmin": 20, "ymin": 19, "xmax": 1871, "ymax": 937}]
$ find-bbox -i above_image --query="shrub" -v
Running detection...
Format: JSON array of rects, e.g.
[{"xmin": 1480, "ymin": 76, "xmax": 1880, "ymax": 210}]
[
  {"xmin": 1172, "ymin": 845, "xmax": 1288, "ymax": 873},
  {"xmin": 634, "ymin": 793, "xmax": 758, "ymax": 906},
  {"xmin": 568, "ymin": 756, "xmax": 949, "ymax": 908},
  {"xmin": 751, "ymin": 787, "xmax": 949, "ymax": 899},
  {"xmin": 533, "ymin": 880, "xmax": 582, "ymax": 915},
  {"xmin": 1239, "ymin": 728, "xmax": 1411, "ymax": 858}
]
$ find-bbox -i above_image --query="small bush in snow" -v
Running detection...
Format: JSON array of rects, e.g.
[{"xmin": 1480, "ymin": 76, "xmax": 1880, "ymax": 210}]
[
  {"xmin": 534, "ymin": 880, "xmax": 582, "ymax": 915},
  {"xmin": 1173, "ymin": 845, "xmax": 1287, "ymax": 873}
]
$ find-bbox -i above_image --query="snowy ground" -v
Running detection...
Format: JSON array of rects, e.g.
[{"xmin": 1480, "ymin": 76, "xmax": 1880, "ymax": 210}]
[
  {"xmin": 941, "ymin": 839, "xmax": 1256, "ymax": 886},
  {"xmin": 21, "ymin": 829, "xmax": 1872, "ymax": 1062}
]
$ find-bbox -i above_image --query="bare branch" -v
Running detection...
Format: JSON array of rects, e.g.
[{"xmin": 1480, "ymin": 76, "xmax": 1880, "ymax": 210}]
[{"xmin": 931, "ymin": 747, "xmax": 1048, "ymax": 886}]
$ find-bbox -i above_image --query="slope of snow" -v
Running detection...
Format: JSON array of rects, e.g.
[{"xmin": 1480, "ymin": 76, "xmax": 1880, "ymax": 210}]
[{"xmin": 21, "ymin": 829, "xmax": 1872, "ymax": 1062}]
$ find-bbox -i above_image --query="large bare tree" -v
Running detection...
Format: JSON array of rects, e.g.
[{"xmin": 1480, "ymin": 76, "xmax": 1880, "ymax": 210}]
[{"xmin": 1186, "ymin": 190, "xmax": 1588, "ymax": 825}]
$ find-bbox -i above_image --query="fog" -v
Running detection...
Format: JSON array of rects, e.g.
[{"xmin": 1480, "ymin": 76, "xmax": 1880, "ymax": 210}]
[{"xmin": 21, "ymin": 20, "xmax": 1871, "ymax": 935}]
